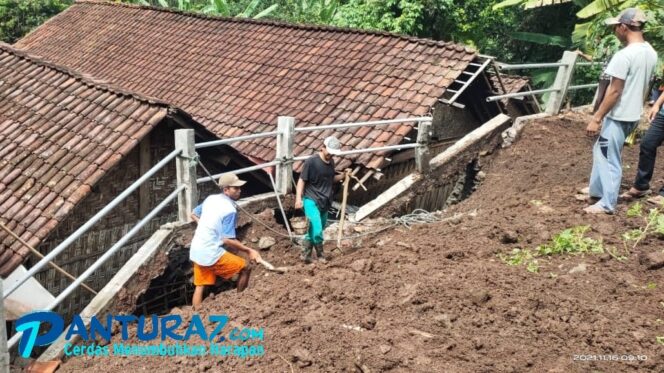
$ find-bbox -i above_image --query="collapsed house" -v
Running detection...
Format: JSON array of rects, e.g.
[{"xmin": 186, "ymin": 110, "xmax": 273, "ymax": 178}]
[
  {"xmin": 489, "ymin": 73, "xmax": 540, "ymax": 117},
  {"xmin": 14, "ymin": 0, "xmax": 534, "ymax": 205}
]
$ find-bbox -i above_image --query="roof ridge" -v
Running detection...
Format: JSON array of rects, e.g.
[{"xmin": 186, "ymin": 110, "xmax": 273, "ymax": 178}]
[
  {"xmin": 0, "ymin": 42, "xmax": 174, "ymax": 109},
  {"xmin": 73, "ymin": 0, "xmax": 475, "ymax": 53}
]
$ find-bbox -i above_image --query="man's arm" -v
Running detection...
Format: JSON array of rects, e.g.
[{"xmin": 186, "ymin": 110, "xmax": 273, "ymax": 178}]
[
  {"xmin": 649, "ymin": 89, "xmax": 664, "ymax": 122},
  {"xmin": 295, "ymin": 178, "xmax": 305, "ymax": 209},
  {"xmin": 334, "ymin": 168, "xmax": 352, "ymax": 182},
  {"xmin": 222, "ymin": 238, "xmax": 261, "ymax": 262},
  {"xmin": 575, "ymin": 49, "xmax": 593, "ymax": 62},
  {"xmin": 587, "ymin": 77, "xmax": 625, "ymax": 136}
]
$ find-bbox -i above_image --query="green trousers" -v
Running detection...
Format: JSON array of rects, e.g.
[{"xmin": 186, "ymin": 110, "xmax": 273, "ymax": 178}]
[{"xmin": 303, "ymin": 197, "xmax": 327, "ymax": 246}]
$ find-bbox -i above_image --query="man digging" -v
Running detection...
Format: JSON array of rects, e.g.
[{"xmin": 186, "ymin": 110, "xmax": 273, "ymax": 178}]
[
  {"xmin": 295, "ymin": 136, "xmax": 348, "ymax": 263},
  {"xmin": 189, "ymin": 173, "xmax": 261, "ymax": 308}
]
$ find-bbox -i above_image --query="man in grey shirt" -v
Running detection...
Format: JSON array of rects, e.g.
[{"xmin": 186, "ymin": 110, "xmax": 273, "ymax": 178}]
[{"xmin": 584, "ymin": 8, "xmax": 657, "ymax": 214}]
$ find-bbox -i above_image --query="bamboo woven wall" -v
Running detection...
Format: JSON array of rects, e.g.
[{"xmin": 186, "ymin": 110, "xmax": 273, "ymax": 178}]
[{"xmin": 32, "ymin": 121, "xmax": 180, "ymax": 320}]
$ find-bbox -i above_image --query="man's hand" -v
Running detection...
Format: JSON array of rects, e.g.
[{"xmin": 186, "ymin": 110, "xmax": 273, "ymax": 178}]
[
  {"xmin": 586, "ymin": 117, "xmax": 602, "ymax": 137},
  {"xmin": 649, "ymin": 104, "xmax": 661, "ymax": 122},
  {"xmin": 294, "ymin": 198, "xmax": 303, "ymax": 210},
  {"xmin": 247, "ymin": 248, "xmax": 261, "ymax": 263}
]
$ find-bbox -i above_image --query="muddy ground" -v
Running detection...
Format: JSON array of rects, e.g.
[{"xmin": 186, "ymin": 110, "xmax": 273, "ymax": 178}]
[{"xmin": 59, "ymin": 111, "xmax": 664, "ymax": 372}]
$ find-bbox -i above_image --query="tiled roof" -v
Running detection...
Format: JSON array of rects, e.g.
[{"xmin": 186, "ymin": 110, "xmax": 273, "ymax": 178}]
[
  {"xmin": 16, "ymin": 0, "xmax": 477, "ymax": 171},
  {"xmin": 489, "ymin": 74, "xmax": 531, "ymax": 97},
  {"xmin": 0, "ymin": 43, "xmax": 181, "ymax": 277}
]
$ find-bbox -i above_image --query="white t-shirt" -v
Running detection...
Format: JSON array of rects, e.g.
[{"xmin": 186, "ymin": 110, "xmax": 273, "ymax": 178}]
[
  {"xmin": 604, "ymin": 42, "xmax": 657, "ymax": 122},
  {"xmin": 189, "ymin": 194, "xmax": 237, "ymax": 266}
]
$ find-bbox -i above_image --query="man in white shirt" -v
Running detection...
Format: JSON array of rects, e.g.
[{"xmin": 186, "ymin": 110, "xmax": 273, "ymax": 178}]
[
  {"xmin": 190, "ymin": 173, "xmax": 261, "ymax": 308},
  {"xmin": 584, "ymin": 8, "xmax": 657, "ymax": 214}
]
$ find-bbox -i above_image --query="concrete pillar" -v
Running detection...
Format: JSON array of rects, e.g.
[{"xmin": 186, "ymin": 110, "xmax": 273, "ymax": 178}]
[
  {"xmin": 545, "ymin": 51, "xmax": 578, "ymax": 115},
  {"xmin": 175, "ymin": 129, "xmax": 198, "ymax": 223},
  {"xmin": 415, "ymin": 120, "xmax": 432, "ymax": 174},
  {"xmin": 275, "ymin": 116, "xmax": 295, "ymax": 195}
]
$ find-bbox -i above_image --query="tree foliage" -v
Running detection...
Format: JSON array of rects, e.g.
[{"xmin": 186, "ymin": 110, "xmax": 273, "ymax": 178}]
[
  {"xmin": 0, "ymin": 0, "xmax": 71, "ymax": 43},
  {"xmin": 494, "ymin": 0, "xmax": 664, "ymax": 61},
  {"xmin": 125, "ymin": 0, "xmax": 279, "ymax": 18},
  {"xmin": 7, "ymin": 0, "xmax": 652, "ymax": 79}
]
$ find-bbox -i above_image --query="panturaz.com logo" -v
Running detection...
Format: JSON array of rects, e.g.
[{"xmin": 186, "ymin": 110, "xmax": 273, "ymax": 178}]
[{"xmin": 16, "ymin": 311, "xmax": 265, "ymax": 359}]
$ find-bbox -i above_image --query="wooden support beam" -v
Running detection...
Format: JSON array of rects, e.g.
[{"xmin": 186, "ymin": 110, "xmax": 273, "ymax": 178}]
[
  {"xmin": 138, "ymin": 135, "xmax": 151, "ymax": 218},
  {"xmin": 352, "ymin": 170, "xmax": 373, "ymax": 191}
]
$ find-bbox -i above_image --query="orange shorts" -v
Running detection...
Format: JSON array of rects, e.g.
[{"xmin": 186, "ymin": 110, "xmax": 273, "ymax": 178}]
[{"xmin": 193, "ymin": 251, "xmax": 246, "ymax": 286}]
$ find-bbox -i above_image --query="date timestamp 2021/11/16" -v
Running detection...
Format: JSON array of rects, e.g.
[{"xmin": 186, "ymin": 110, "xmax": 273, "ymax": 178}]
[{"xmin": 573, "ymin": 354, "xmax": 647, "ymax": 362}]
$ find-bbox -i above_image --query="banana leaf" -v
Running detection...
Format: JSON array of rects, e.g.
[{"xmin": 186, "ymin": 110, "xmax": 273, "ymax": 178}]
[
  {"xmin": 253, "ymin": 3, "xmax": 279, "ymax": 19},
  {"xmin": 571, "ymin": 21, "xmax": 592, "ymax": 44},
  {"xmin": 523, "ymin": 0, "xmax": 573, "ymax": 9},
  {"xmin": 239, "ymin": 0, "xmax": 261, "ymax": 18},
  {"xmin": 576, "ymin": 0, "xmax": 626, "ymax": 19},
  {"xmin": 493, "ymin": 0, "xmax": 525, "ymax": 10},
  {"xmin": 511, "ymin": 31, "xmax": 572, "ymax": 47}
]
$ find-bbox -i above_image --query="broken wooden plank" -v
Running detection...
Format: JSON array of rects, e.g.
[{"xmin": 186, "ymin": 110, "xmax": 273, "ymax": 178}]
[
  {"xmin": 353, "ymin": 173, "xmax": 421, "ymax": 222},
  {"xmin": 430, "ymin": 113, "xmax": 511, "ymax": 168},
  {"xmin": 354, "ymin": 114, "xmax": 511, "ymax": 222}
]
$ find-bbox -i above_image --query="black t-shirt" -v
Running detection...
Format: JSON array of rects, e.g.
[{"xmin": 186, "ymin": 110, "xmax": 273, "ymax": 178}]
[{"xmin": 301, "ymin": 154, "xmax": 335, "ymax": 210}]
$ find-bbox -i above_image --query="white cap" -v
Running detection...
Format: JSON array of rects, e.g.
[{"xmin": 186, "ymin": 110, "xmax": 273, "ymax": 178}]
[{"xmin": 324, "ymin": 136, "xmax": 342, "ymax": 155}]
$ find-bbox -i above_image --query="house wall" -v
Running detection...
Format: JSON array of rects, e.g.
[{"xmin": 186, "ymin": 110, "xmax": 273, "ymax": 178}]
[
  {"xmin": 33, "ymin": 120, "xmax": 181, "ymax": 318},
  {"xmin": 431, "ymin": 102, "xmax": 481, "ymax": 141}
]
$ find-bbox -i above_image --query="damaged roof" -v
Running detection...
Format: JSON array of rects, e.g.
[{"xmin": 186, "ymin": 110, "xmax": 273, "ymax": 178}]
[
  {"xmin": 0, "ymin": 43, "xmax": 188, "ymax": 277},
  {"xmin": 490, "ymin": 74, "xmax": 531, "ymax": 97},
  {"xmin": 16, "ymin": 0, "xmax": 477, "ymax": 171}
]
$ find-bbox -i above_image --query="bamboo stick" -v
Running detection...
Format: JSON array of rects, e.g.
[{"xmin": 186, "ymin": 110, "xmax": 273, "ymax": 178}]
[
  {"xmin": 0, "ymin": 222, "xmax": 97, "ymax": 295},
  {"xmin": 336, "ymin": 172, "xmax": 351, "ymax": 251}
]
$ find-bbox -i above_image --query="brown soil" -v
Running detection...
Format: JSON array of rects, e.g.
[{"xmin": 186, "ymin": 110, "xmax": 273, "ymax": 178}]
[{"xmin": 60, "ymin": 112, "xmax": 664, "ymax": 372}]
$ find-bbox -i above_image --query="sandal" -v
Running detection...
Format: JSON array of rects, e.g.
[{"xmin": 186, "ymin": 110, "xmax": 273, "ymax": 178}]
[
  {"xmin": 574, "ymin": 194, "xmax": 599, "ymax": 203},
  {"xmin": 647, "ymin": 195, "xmax": 664, "ymax": 206},
  {"xmin": 583, "ymin": 205, "xmax": 612, "ymax": 214},
  {"xmin": 620, "ymin": 188, "xmax": 651, "ymax": 201}
]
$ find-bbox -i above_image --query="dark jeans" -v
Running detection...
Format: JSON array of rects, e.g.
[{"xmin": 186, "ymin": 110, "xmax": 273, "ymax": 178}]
[{"xmin": 634, "ymin": 110, "xmax": 664, "ymax": 195}]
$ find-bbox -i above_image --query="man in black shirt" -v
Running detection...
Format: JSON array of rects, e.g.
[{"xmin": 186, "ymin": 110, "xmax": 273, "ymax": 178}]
[{"xmin": 295, "ymin": 136, "xmax": 347, "ymax": 263}]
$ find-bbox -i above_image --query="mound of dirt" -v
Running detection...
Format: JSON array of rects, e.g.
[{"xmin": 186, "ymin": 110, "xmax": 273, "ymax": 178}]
[{"xmin": 60, "ymin": 111, "xmax": 664, "ymax": 372}]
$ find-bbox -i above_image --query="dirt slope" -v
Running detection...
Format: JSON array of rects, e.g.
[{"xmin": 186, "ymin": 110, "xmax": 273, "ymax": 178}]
[{"xmin": 61, "ymin": 112, "xmax": 664, "ymax": 372}]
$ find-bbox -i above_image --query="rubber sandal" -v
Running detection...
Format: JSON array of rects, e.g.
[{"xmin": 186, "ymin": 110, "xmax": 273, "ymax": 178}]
[
  {"xmin": 574, "ymin": 194, "xmax": 599, "ymax": 203},
  {"xmin": 647, "ymin": 195, "xmax": 664, "ymax": 206},
  {"xmin": 620, "ymin": 189, "xmax": 651, "ymax": 201}
]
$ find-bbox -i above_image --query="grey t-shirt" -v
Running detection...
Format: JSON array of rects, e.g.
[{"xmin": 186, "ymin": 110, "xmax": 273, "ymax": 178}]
[
  {"xmin": 301, "ymin": 154, "xmax": 335, "ymax": 210},
  {"xmin": 605, "ymin": 42, "xmax": 657, "ymax": 122}
]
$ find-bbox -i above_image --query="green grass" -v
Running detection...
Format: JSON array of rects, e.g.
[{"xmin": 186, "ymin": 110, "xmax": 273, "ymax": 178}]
[{"xmin": 499, "ymin": 226, "xmax": 605, "ymax": 273}]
